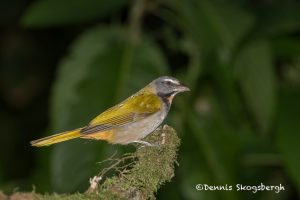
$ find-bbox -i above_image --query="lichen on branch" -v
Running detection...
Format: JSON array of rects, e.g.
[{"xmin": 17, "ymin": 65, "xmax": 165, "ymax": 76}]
[
  {"xmin": 97, "ymin": 125, "xmax": 180, "ymax": 199},
  {"xmin": 2, "ymin": 125, "xmax": 180, "ymax": 200}
]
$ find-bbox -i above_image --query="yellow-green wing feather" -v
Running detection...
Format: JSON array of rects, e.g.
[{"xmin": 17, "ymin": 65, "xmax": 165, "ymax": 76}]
[{"xmin": 81, "ymin": 90, "xmax": 162, "ymax": 135}]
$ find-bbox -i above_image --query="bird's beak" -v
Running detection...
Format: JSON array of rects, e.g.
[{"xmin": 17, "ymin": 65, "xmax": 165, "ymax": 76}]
[{"xmin": 177, "ymin": 84, "xmax": 190, "ymax": 92}]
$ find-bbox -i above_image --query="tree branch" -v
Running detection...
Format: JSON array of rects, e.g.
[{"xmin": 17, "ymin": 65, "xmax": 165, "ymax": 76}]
[{"xmin": 1, "ymin": 125, "xmax": 180, "ymax": 200}]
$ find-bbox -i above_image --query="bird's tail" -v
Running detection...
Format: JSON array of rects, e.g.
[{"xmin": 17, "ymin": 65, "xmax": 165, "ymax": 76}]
[{"xmin": 30, "ymin": 128, "xmax": 81, "ymax": 147}]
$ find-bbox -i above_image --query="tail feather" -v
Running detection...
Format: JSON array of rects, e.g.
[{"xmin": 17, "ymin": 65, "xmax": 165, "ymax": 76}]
[{"xmin": 31, "ymin": 128, "xmax": 81, "ymax": 147}]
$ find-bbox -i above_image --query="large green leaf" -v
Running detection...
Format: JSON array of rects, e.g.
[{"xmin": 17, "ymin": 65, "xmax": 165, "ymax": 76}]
[
  {"xmin": 172, "ymin": 90, "xmax": 239, "ymax": 200},
  {"xmin": 22, "ymin": 0, "xmax": 127, "ymax": 27},
  {"xmin": 187, "ymin": 94, "xmax": 239, "ymax": 200},
  {"xmin": 49, "ymin": 26, "xmax": 168, "ymax": 192},
  {"xmin": 272, "ymin": 38, "xmax": 300, "ymax": 59},
  {"xmin": 256, "ymin": 2, "xmax": 300, "ymax": 36},
  {"xmin": 234, "ymin": 40, "xmax": 276, "ymax": 134},
  {"xmin": 276, "ymin": 86, "xmax": 300, "ymax": 190},
  {"xmin": 163, "ymin": 0, "xmax": 254, "ymax": 52}
]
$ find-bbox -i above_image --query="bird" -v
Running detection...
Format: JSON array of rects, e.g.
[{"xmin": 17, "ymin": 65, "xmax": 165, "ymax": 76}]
[{"xmin": 30, "ymin": 76, "xmax": 189, "ymax": 147}]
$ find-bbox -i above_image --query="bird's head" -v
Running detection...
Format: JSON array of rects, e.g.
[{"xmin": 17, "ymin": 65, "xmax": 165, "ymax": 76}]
[{"xmin": 151, "ymin": 76, "xmax": 190, "ymax": 103}]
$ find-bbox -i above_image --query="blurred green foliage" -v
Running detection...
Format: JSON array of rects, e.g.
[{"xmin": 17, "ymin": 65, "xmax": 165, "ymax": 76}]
[{"xmin": 0, "ymin": 0, "xmax": 300, "ymax": 199}]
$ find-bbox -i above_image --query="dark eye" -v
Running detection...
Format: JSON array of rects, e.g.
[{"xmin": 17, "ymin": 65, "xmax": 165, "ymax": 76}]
[{"xmin": 165, "ymin": 81, "xmax": 171, "ymax": 86}]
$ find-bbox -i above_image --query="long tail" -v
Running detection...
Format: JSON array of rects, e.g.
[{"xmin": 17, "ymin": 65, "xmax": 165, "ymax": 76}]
[{"xmin": 30, "ymin": 128, "xmax": 81, "ymax": 147}]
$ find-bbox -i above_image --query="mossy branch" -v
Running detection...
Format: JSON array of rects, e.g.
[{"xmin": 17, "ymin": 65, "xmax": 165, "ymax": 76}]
[{"xmin": 1, "ymin": 125, "xmax": 180, "ymax": 200}]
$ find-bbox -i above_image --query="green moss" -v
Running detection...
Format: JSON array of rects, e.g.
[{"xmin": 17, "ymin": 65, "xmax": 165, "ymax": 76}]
[
  {"xmin": 2, "ymin": 125, "xmax": 180, "ymax": 200},
  {"xmin": 100, "ymin": 125, "xmax": 180, "ymax": 199}
]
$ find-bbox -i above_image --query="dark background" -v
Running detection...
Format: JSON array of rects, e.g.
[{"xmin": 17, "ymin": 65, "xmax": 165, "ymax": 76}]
[{"xmin": 0, "ymin": 0, "xmax": 300, "ymax": 199}]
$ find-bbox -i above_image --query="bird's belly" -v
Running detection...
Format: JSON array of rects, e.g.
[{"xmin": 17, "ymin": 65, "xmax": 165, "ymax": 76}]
[{"xmin": 111, "ymin": 111, "xmax": 166, "ymax": 144}]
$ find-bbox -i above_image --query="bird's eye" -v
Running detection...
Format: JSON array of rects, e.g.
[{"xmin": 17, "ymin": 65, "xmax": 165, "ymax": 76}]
[{"xmin": 165, "ymin": 81, "xmax": 171, "ymax": 86}]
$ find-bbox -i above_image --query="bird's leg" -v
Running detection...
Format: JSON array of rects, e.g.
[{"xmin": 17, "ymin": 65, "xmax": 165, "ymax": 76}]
[
  {"xmin": 133, "ymin": 140, "xmax": 153, "ymax": 146},
  {"xmin": 155, "ymin": 125, "xmax": 163, "ymax": 132}
]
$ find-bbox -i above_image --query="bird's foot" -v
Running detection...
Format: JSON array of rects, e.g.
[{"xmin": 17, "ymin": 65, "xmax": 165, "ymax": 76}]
[
  {"xmin": 155, "ymin": 125, "xmax": 163, "ymax": 132},
  {"xmin": 132, "ymin": 140, "xmax": 158, "ymax": 148}
]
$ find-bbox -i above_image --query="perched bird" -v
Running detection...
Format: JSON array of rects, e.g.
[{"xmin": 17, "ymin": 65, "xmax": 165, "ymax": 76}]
[{"xmin": 31, "ymin": 76, "xmax": 189, "ymax": 147}]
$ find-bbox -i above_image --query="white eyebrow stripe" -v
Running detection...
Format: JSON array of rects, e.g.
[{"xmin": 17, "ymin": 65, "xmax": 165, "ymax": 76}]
[{"xmin": 165, "ymin": 78, "xmax": 179, "ymax": 84}]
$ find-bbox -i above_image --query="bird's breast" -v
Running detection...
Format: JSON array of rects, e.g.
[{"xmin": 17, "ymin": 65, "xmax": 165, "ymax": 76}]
[{"xmin": 110, "ymin": 109, "xmax": 167, "ymax": 144}]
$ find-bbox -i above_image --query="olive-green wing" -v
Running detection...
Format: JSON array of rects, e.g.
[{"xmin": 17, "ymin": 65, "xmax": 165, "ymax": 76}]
[{"xmin": 81, "ymin": 92, "xmax": 162, "ymax": 135}]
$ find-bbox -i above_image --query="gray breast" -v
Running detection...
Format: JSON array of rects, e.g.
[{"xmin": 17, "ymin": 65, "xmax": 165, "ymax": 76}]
[{"xmin": 111, "ymin": 110, "xmax": 167, "ymax": 144}]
